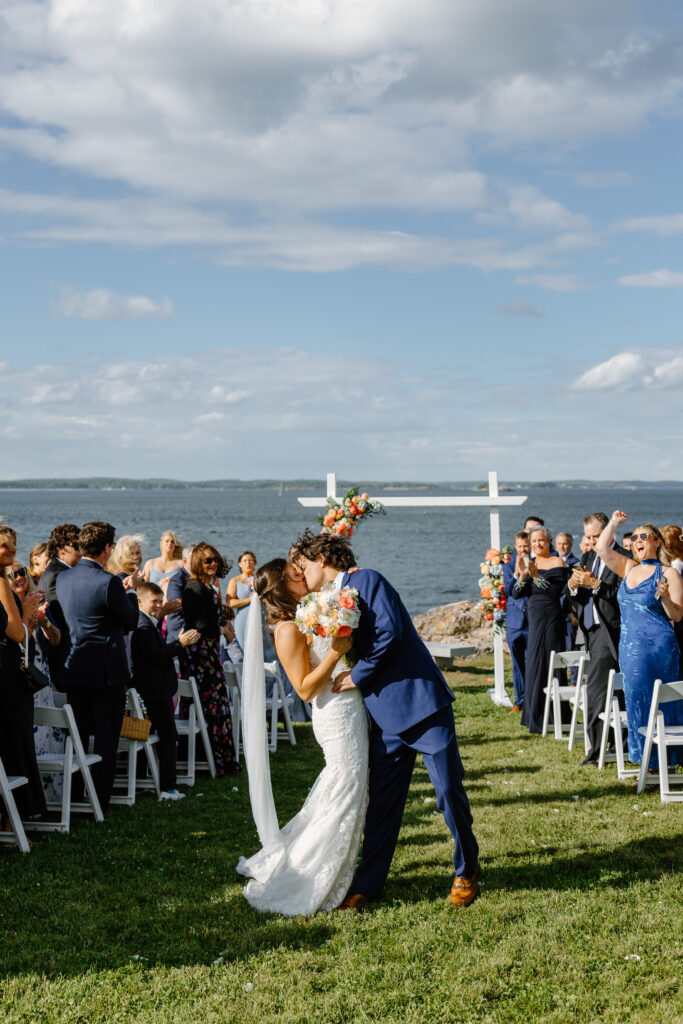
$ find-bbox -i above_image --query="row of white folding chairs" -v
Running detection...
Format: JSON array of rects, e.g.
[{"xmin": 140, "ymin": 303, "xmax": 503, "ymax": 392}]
[
  {"xmin": 0, "ymin": 701, "xmax": 103, "ymax": 853},
  {"xmin": 541, "ymin": 650, "xmax": 591, "ymax": 753},
  {"xmin": 223, "ymin": 659, "xmax": 296, "ymax": 754}
]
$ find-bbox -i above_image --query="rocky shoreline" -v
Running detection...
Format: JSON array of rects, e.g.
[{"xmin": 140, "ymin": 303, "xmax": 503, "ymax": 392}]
[{"xmin": 412, "ymin": 600, "xmax": 499, "ymax": 657}]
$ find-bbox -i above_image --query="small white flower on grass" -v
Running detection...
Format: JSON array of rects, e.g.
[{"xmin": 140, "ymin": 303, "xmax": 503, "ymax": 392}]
[
  {"xmin": 245, "ymin": 983, "xmax": 254, "ymax": 992},
  {"xmin": 423, "ymin": 797, "xmax": 434, "ymax": 803},
  {"xmin": 517, "ymin": 749, "xmax": 525, "ymax": 754},
  {"xmin": 632, "ymin": 804, "xmax": 638, "ymax": 810},
  {"xmin": 530, "ymin": 840, "xmax": 536, "ymax": 845},
  {"xmin": 642, "ymin": 811, "xmax": 652, "ymax": 817},
  {"xmin": 232, "ymin": 787, "xmax": 239, "ymax": 792},
  {"xmin": 552, "ymin": 808, "xmax": 560, "ymax": 814},
  {"xmin": 541, "ymin": 844, "xmax": 548, "ymax": 849},
  {"xmin": 572, "ymin": 795, "xmax": 579, "ymax": 801},
  {"xmin": 212, "ymin": 956, "xmax": 224, "ymax": 965},
  {"xmin": 624, "ymin": 954, "xmax": 641, "ymax": 961},
  {"xmin": 131, "ymin": 955, "xmax": 148, "ymax": 961}
]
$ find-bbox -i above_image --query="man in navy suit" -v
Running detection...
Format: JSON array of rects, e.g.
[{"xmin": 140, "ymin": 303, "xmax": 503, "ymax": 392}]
[
  {"xmin": 164, "ymin": 546, "xmax": 193, "ymax": 644},
  {"xmin": 292, "ymin": 531, "xmax": 480, "ymax": 909},
  {"xmin": 57, "ymin": 521, "xmax": 141, "ymax": 812},
  {"xmin": 503, "ymin": 531, "xmax": 530, "ymax": 713}
]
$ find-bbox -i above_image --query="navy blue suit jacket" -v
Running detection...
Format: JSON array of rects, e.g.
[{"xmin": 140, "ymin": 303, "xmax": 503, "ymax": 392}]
[
  {"xmin": 165, "ymin": 566, "xmax": 190, "ymax": 644},
  {"xmin": 342, "ymin": 568, "xmax": 454, "ymax": 734},
  {"xmin": 502, "ymin": 561, "xmax": 528, "ymax": 633},
  {"xmin": 56, "ymin": 558, "xmax": 139, "ymax": 689}
]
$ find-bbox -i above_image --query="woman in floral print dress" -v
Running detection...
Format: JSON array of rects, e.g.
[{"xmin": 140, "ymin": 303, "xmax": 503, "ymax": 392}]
[{"xmin": 180, "ymin": 543, "xmax": 240, "ymax": 776}]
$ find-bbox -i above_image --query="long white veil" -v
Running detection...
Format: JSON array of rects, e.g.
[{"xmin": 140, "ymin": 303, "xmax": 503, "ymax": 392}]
[{"xmin": 241, "ymin": 592, "xmax": 280, "ymax": 848}]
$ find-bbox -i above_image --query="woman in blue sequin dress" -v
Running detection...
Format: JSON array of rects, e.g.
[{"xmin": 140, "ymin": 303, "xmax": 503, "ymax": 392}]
[{"xmin": 597, "ymin": 512, "xmax": 683, "ymax": 769}]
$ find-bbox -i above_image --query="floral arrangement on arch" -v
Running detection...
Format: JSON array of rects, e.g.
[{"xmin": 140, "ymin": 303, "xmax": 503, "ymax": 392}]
[
  {"xmin": 478, "ymin": 546, "xmax": 513, "ymax": 632},
  {"xmin": 318, "ymin": 486, "xmax": 385, "ymax": 538}
]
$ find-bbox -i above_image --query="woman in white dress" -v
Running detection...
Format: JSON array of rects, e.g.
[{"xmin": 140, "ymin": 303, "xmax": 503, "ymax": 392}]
[{"xmin": 236, "ymin": 558, "xmax": 369, "ymax": 916}]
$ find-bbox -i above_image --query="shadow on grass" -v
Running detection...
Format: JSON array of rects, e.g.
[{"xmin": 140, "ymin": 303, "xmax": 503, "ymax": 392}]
[{"xmin": 390, "ymin": 832, "xmax": 683, "ymax": 904}]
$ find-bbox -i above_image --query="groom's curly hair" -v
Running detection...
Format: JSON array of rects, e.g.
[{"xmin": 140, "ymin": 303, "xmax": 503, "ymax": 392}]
[{"xmin": 290, "ymin": 529, "xmax": 357, "ymax": 571}]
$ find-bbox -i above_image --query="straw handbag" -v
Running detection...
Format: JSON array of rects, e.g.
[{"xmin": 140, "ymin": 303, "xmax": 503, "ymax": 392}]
[{"xmin": 120, "ymin": 697, "xmax": 152, "ymax": 741}]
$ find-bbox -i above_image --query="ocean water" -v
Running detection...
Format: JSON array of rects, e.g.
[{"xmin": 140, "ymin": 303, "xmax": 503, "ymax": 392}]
[{"xmin": 2, "ymin": 486, "xmax": 681, "ymax": 616}]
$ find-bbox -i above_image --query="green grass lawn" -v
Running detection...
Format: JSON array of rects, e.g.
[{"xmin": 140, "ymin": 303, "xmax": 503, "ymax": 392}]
[{"xmin": 2, "ymin": 658, "xmax": 681, "ymax": 1024}]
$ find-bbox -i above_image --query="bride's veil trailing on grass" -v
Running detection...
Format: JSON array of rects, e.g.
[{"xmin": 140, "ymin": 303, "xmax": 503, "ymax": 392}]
[{"xmin": 241, "ymin": 592, "xmax": 279, "ymax": 847}]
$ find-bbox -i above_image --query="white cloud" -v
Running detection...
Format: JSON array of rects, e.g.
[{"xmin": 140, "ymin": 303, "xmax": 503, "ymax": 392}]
[
  {"xmin": 515, "ymin": 274, "xmax": 583, "ymax": 292},
  {"xmin": 572, "ymin": 350, "xmax": 683, "ymax": 391},
  {"xmin": 0, "ymin": 0, "xmax": 680, "ymax": 273},
  {"xmin": 613, "ymin": 214, "xmax": 683, "ymax": 236},
  {"xmin": 498, "ymin": 301, "xmax": 543, "ymax": 319},
  {"xmin": 572, "ymin": 352, "xmax": 646, "ymax": 390},
  {"xmin": 618, "ymin": 269, "xmax": 683, "ymax": 288},
  {"xmin": 50, "ymin": 287, "xmax": 174, "ymax": 319}
]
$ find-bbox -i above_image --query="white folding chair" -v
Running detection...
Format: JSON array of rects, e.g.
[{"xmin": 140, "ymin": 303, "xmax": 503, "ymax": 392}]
[
  {"xmin": 566, "ymin": 653, "xmax": 593, "ymax": 753},
  {"xmin": 175, "ymin": 677, "xmax": 200, "ymax": 786},
  {"xmin": 637, "ymin": 679, "xmax": 683, "ymax": 801},
  {"xmin": 111, "ymin": 688, "xmax": 161, "ymax": 805},
  {"xmin": 597, "ymin": 670, "xmax": 635, "ymax": 777},
  {"xmin": 0, "ymin": 757, "xmax": 31, "ymax": 853},
  {"xmin": 176, "ymin": 674, "xmax": 216, "ymax": 778},
  {"xmin": 541, "ymin": 650, "xmax": 590, "ymax": 743},
  {"xmin": 223, "ymin": 662, "xmax": 242, "ymax": 763},
  {"xmin": 264, "ymin": 660, "xmax": 296, "ymax": 752},
  {"xmin": 30, "ymin": 703, "xmax": 104, "ymax": 830}
]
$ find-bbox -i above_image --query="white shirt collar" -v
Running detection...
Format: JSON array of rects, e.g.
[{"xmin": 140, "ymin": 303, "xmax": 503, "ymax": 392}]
[
  {"xmin": 333, "ymin": 571, "xmax": 345, "ymax": 590},
  {"xmin": 141, "ymin": 609, "xmax": 159, "ymax": 626}
]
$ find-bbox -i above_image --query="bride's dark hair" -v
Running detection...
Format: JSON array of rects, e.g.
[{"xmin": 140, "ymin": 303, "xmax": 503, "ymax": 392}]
[{"xmin": 254, "ymin": 558, "xmax": 300, "ymax": 624}]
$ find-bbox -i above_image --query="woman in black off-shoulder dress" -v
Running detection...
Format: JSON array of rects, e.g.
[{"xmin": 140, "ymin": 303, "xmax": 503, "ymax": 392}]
[{"xmin": 513, "ymin": 527, "xmax": 569, "ymax": 734}]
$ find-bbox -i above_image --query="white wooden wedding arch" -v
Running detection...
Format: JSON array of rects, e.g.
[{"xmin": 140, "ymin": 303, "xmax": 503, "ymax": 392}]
[{"xmin": 298, "ymin": 471, "xmax": 527, "ymax": 705}]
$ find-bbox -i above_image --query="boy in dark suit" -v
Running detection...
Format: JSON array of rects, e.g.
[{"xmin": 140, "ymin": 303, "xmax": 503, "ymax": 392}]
[{"xmin": 130, "ymin": 582, "xmax": 199, "ymax": 800}]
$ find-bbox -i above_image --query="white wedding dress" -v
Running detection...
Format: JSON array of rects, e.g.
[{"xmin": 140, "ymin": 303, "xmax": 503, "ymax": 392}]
[{"xmin": 236, "ymin": 631, "xmax": 369, "ymax": 916}]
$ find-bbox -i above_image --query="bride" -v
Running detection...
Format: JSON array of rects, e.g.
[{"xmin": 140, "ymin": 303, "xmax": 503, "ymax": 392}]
[{"xmin": 236, "ymin": 558, "xmax": 369, "ymax": 916}]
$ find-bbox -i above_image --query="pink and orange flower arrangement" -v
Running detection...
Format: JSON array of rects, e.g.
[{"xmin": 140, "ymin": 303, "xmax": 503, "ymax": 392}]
[
  {"xmin": 478, "ymin": 546, "xmax": 513, "ymax": 632},
  {"xmin": 294, "ymin": 586, "xmax": 361, "ymax": 666},
  {"xmin": 318, "ymin": 486, "xmax": 385, "ymax": 538}
]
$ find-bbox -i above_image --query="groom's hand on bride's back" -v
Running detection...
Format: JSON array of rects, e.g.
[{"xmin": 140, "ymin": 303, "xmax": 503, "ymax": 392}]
[{"xmin": 331, "ymin": 669, "xmax": 357, "ymax": 693}]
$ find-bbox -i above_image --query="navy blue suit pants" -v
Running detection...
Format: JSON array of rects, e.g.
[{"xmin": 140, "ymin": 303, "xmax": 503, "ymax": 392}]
[
  {"xmin": 351, "ymin": 705, "xmax": 479, "ymax": 898},
  {"xmin": 506, "ymin": 627, "xmax": 528, "ymax": 707}
]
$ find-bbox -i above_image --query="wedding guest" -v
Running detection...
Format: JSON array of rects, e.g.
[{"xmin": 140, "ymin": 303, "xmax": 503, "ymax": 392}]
[
  {"xmin": 555, "ymin": 533, "xmax": 578, "ymax": 568},
  {"xmin": 513, "ymin": 526, "xmax": 569, "ymax": 734},
  {"xmin": 524, "ymin": 516, "xmax": 544, "ymax": 531},
  {"xmin": 107, "ymin": 534, "xmax": 145, "ymax": 578},
  {"xmin": 227, "ymin": 551, "xmax": 257, "ymax": 655},
  {"xmin": 180, "ymin": 542, "xmax": 239, "ymax": 776},
  {"xmin": 28, "ymin": 543, "xmax": 49, "ymax": 586},
  {"xmin": 596, "ymin": 513, "xmax": 683, "ymax": 771},
  {"xmin": 131, "ymin": 582, "xmax": 200, "ymax": 800},
  {"xmin": 660, "ymin": 524, "xmax": 683, "ymax": 675},
  {"xmin": 579, "ymin": 536, "xmax": 591, "ymax": 555},
  {"xmin": 143, "ymin": 531, "xmax": 183, "ymax": 587},
  {"xmin": 40, "ymin": 523, "xmax": 81, "ymax": 688},
  {"xmin": 165, "ymin": 545, "xmax": 194, "ymax": 644},
  {"xmin": 503, "ymin": 531, "xmax": 530, "ymax": 713},
  {"xmin": 622, "ymin": 532, "xmax": 633, "ymax": 553},
  {"xmin": 57, "ymin": 521, "xmax": 141, "ymax": 813},
  {"xmin": 0, "ymin": 527, "xmax": 48, "ymax": 832},
  {"xmin": 567, "ymin": 513, "xmax": 627, "ymax": 765}
]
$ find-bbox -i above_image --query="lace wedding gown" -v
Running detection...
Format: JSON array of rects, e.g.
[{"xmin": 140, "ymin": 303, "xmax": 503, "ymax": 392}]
[{"xmin": 236, "ymin": 633, "xmax": 369, "ymax": 916}]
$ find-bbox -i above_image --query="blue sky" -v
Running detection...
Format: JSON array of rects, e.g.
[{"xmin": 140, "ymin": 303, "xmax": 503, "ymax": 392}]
[{"xmin": 1, "ymin": 0, "xmax": 683, "ymax": 481}]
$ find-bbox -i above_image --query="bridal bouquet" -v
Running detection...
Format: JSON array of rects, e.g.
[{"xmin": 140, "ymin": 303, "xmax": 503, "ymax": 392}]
[
  {"xmin": 478, "ymin": 546, "xmax": 513, "ymax": 633},
  {"xmin": 318, "ymin": 486, "xmax": 385, "ymax": 538},
  {"xmin": 294, "ymin": 587, "xmax": 361, "ymax": 665}
]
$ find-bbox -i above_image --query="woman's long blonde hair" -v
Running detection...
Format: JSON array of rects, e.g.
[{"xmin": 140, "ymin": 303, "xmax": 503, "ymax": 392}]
[
  {"xmin": 107, "ymin": 534, "xmax": 145, "ymax": 575},
  {"xmin": 630, "ymin": 523, "xmax": 671, "ymax": 566}
]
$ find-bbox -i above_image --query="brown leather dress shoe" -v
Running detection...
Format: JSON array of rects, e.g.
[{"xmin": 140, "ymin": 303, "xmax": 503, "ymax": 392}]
[
  {"xmin": 508, "ymin": 704, "xmax": 522, "ymax": 713},
  {"xmin": 336, "ymin": 893, "xmax": 369, "ymax": 912},
  {"xmin": 449, "ymin": 862, "xmax": 481, "ymax": 907}
]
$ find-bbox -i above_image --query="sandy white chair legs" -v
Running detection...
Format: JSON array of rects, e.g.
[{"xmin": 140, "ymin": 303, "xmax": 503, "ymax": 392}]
[
  {"xmin": 636, "ymin": 679, "xmax": 683, "ymax": 801},
  {"xmin": 596, "ymin": 670, "xmax": 636, "ymax": 777},
  {"xmin": 30, "ymin": 702, "xmax": 104, "ymax": 830},
  {"xmin": 566, "ymin": 654, "xmax": 592, "ymax": 754},
  {"xmin": 111, "ymin": 689, "xmax": 161, "ymax": 806},
  {"xmin": 223, "ymin": 663, "xmax": 242, "ymax": 763},
  {"xmin": 541, "ymin": 650, "xmax": 590, "ymax": 743},
  {"xmin": 176, "ymin": 674, "xmax": 216, "ymax": 779},
  {"xmin": 0, "ymin": 757, "xmax": 31, "ymax": 853},
  {"xmin": 264, "ymin": 661, "xmax": 296, "ymax": 752}
]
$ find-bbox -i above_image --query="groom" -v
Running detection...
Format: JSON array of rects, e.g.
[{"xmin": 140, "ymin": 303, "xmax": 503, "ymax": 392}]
[{"xmin": 290, "ymin": 530, "xmax": 480, "ymax": 909}]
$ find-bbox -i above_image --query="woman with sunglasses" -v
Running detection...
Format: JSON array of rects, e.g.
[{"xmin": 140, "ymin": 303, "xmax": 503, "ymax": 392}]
[
  {"xmin": 596, "ymin": 512, "xmax": 683, "ymax": 771},
  {"xmin": 179, "ymin": 542, "xmax": 239, "ymax": 776}
]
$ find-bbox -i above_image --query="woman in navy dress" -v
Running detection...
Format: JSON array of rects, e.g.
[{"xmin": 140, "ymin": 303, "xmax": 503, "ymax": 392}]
[
  {"xmin": 513, "ymin": 526, "xmax": 569, "ymax": 734},
  {"xmin": 597, "ymin": 512, "xmax": 683, "ymax": 769}
]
